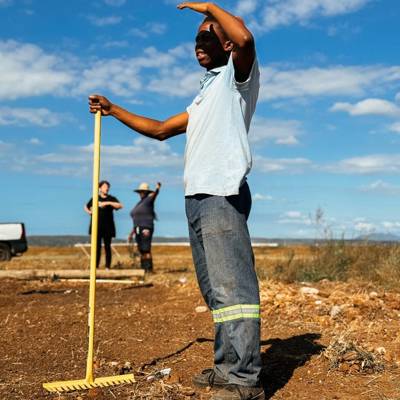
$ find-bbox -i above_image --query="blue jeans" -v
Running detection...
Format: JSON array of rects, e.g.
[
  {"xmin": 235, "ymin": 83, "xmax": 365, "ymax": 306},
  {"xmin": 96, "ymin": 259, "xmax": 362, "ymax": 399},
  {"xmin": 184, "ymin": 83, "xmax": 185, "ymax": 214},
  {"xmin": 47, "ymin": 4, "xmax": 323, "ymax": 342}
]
[{"xmin": 185, "ymin": 182, "xmax": 262, "ymax": 387}]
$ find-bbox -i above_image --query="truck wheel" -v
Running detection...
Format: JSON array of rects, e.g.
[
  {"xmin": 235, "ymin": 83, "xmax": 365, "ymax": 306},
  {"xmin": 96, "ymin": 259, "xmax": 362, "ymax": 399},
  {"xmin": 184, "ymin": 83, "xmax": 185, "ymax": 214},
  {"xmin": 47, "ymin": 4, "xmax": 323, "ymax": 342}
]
[{"xmin": 0, "ymin": 243, "xmax": 11, "ymax": 261}]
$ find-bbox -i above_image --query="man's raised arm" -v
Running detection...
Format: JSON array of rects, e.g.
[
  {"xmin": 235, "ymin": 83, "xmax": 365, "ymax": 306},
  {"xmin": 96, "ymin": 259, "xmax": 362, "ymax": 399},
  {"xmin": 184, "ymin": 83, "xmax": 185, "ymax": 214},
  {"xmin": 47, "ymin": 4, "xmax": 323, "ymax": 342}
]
[{"xmin": 88, "ymin": 94, "xmax": 188, "ymax": 141}]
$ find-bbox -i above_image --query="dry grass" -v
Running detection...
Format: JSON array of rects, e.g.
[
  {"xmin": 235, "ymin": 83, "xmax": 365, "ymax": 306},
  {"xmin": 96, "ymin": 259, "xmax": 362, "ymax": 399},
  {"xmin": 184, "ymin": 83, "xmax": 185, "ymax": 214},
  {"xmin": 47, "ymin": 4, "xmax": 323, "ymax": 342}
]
[
  {"xmin": 256, "ymin": 242, "xmax": 400, "ymax": 290},
  {"xmin": 4, "ymin": 240, "xmax": 400, "ymax": 290},
  {"xmin": 323, "ymin": 335, "xmax": 385, "ymax": 374}
]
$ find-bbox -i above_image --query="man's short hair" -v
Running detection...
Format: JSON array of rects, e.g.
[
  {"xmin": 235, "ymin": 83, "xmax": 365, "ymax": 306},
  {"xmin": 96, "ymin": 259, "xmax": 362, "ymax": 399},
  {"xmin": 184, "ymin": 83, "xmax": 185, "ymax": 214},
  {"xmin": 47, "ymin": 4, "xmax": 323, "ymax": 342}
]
[{"xmin": 99, "ymin": 180, "xmax": 110, "ymax": 188}]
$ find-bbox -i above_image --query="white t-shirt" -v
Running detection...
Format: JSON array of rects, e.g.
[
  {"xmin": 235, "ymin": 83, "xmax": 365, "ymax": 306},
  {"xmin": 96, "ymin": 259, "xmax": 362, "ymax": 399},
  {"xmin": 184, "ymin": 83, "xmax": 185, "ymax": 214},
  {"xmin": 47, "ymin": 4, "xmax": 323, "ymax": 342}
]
[{"xmin": 184, "ymin": 54, "xmax": 260, "ymax": 196}]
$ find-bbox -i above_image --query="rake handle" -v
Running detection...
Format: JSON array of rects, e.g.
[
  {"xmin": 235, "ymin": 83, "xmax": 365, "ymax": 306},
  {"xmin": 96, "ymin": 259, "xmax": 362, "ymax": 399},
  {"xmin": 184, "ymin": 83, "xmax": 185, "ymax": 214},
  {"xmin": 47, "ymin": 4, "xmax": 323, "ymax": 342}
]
[
  {"xmin": 86, "ymin": 111, "xmax": 102, "ymax": 382},
  {"xmin": 42, "ymin": 111, "xmax": 137, "ymax": 391}
]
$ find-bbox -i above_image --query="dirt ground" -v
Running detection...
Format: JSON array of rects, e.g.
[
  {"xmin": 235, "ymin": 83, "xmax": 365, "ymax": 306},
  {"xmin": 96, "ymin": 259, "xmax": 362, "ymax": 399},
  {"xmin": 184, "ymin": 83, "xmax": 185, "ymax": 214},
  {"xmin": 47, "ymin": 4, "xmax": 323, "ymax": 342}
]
[{"xmin": 1, "ymin": 245, "xmax": 400, "ymax": 400}]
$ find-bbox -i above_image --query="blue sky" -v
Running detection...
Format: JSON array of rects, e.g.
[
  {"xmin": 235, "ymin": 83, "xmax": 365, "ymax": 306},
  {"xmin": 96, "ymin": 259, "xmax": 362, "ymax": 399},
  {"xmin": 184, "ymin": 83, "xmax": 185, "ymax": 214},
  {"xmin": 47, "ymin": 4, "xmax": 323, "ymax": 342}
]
[{"xmin": 1, "ymin": 0, "xmax": 400, "ymax": 239}]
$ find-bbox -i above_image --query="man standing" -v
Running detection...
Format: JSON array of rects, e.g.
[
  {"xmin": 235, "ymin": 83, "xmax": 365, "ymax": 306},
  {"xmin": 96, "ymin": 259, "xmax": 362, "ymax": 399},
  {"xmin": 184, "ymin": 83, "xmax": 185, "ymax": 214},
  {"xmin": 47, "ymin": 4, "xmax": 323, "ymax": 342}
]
[
  {"xmin": 84, "ymin": 180, "xmax": 123, "ymax": 269},
  {"xmin": 89, "ymin": 2, "xmax": 263, "ymax": 399}
]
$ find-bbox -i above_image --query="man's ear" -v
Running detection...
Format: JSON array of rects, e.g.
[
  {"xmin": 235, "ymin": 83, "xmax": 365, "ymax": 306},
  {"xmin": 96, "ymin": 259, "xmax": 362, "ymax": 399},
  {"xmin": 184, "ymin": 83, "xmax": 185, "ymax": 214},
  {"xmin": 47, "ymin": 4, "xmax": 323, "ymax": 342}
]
[{"xmin": 223, "ymin": 40, "xmax": 234, "ymax": 52}]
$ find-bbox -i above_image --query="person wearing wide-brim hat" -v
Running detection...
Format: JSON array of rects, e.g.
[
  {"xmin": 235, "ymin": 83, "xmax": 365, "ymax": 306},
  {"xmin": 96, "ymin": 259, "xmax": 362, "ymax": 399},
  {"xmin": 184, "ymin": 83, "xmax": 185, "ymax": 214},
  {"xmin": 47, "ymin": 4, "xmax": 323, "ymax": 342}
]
[{"xmin": 128, "ymin": 182, "xmax": 161, "ymax": 271}]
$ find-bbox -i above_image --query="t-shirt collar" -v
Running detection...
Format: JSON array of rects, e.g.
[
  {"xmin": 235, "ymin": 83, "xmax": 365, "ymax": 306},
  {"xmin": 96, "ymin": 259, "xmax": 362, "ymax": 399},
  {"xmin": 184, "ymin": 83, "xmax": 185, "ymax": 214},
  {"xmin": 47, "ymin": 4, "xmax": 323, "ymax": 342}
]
[{"xmin": 200, "ymin": 65, "xmax": 225, "ymax": 90}]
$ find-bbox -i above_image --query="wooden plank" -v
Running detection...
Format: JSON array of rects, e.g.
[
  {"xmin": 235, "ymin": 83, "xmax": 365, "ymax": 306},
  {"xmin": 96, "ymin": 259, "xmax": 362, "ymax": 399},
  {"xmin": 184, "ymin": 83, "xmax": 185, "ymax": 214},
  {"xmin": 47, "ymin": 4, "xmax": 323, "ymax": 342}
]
[
  {"xmin": 61, "ymin": 279, "xmax": 151, "ymax": 286},
  {"xmin": 73, "ymin": 242, "xmax": 279, "ymax": 248},
  {"xmin": 0, "ymin": 269, "xmax": 145, "ymax": 280}
]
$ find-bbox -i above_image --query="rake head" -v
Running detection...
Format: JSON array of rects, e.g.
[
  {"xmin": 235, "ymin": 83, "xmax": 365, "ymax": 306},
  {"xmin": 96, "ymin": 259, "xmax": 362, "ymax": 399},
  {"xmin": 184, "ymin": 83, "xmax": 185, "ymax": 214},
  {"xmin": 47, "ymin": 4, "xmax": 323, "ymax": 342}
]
[{"xmin": 43, "ymin": 373, "xmax": 135, "ymax": 393}]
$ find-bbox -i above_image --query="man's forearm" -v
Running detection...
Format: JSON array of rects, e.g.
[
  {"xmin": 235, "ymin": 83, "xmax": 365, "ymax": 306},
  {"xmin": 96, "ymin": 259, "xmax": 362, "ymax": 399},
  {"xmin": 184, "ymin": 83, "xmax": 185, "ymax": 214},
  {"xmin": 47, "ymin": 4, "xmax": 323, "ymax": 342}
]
[
  {"xmin": 207, "ymin": 3, "xmax": 254, "ymax": 48},
  {"xmin": 84, "ymin": 205, "xmax": 92, "ymax": 215},
  {"xmin": 101, "ymin": 201, "xmax": 123, "ymax": 209},
  {"xmin": 89, "ymin": 95, "xmax": 188, "ymax": 139},
  {"xmin": 110, "ymin": 104, "xmax": 164, "ymax": 140}
]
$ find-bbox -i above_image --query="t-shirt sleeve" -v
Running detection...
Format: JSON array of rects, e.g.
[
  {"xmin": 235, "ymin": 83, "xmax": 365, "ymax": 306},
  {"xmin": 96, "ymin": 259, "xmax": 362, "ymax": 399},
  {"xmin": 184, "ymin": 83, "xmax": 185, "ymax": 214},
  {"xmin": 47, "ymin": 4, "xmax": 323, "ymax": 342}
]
[
  {"xmin": 86, "ymin": 198, "xmax": 93, "ymax": 209},
  {"xmin": 186, "ymin": 96, "xmax": 199, "ymax": 115},
  {"xmin": 109, "ymin": 195, "xmax": 119, "ymax": 203},
  {"xmin": 223, "ymin": 53, "xmax": 260, "ymax": 94}
]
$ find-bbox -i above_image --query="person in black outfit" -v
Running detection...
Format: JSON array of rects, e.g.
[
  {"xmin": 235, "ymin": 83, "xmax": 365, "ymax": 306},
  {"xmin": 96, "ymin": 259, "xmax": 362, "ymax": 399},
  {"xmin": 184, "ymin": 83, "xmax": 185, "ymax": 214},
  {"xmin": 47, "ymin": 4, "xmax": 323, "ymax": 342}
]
[
  {"xmin": 84, "ymin": 180, "xmax": 123, "ymax": 269},
  {"xmin": 128, "ymin": 182, "xmax": 161, "ymax": 272}
]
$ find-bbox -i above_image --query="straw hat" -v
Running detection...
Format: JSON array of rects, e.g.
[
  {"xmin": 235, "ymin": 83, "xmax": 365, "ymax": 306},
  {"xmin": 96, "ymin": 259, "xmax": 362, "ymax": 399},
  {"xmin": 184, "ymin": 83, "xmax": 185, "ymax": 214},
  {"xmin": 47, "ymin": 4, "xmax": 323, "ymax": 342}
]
[{"xmin": 134, "ymin": 182, "xmax": 153, "ymax": 193}]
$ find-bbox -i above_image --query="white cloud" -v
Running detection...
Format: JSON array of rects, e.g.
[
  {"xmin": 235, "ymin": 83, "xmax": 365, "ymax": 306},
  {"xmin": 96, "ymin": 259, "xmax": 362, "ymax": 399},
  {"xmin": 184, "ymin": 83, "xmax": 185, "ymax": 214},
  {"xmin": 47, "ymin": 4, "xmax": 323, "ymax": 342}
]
[
  {"xmin": 130, "ymin": 30, "xmax": 151, "ymax": 40},
  {"xmin": 103, "ymin": 40, "xmax": 129, "ymax": 48},
  {"xmin": 326, "ymin": 22, "xmax": 361, "ymax": 37},
  {"xmin": 37, "ymin": 137, "xmax": 182, "ymax": 169},
  {"xmin": 382, "ymin": 221, "xmax": 400, "ymax": 231},
  {"xmin": 148, "ymin": 62, "xmax": 400, "ymax": 102},
  {"xmin": 143, "ymin": 44, "xmax": 201, "ymax": 98},
  {"xmin": 278, "ymin": 211, "xmax": 313, "ymax": 226},
  {"xmin": 285, "ymin": 211, "xmax": 302, "ymax": 218},
  {"xmin": 73, "ymin": 45, "xmax": 194, "ymax": 98},
  {"xmin": 0, "ymin": 140, "xmax": 13, "ymax": 151},
  {"xmin": 254, "ymin": 155, "xmax": 312, "ymax": 173},
  {"xmin": 73, "ymin": 58, "xmax": 142, "ymax": 97},
  {"xmin": 253, "ymin": 193, "xmax": 273, "ymax": 201},
  {"xmin": 27, "ymin": 138, "xmax": 43, "ymax": 145},
  {"xmin": 167, "ymin": 43, "xmax": 194, "ymax": 59},
  {"xmin": 360, "ymin": 180, "xmax": 400, "ymax": 195},
  {"xmin": 253, "ymin": 153, "xmax": 400, "ymax": 176},
  {"xmin": 255, "ymin": 0, "xmax": 371, "ymax": 32},
  {"xmin": 326, "ymin": 154, "xmax": 400, "ymax": 174},
  {"xmin": 2, "ymin": 38, "xmax": 399, "ymax": 107},
  {"xmin": 0, "ymin": 138, "xmax": 86, "ymax": 177},
  {"xmin": 87, "ymin": 15, "xmax": 122, "ymax": 27},
  {"xmin": 0, "ymin": 140, "xmax": 32, "ymax": 172},
  {"xmin": 103, "ymin": 0, "xmax": 126, "ymax": 6},
  {"xmin": 250, "ymin": 117, "xmax": 302, "ymax": 145},
  {"xmin": 0, "ymin": 40, "xmax": 74, "ymax": 101},
  {"xmin": 0, "ymin": 107, "xmax": 63, "ymax": 127},
  {"xmin": 235, "ymin": 0, "xmax": 258, "ymax": 16},
  {"xmin": 331, "ymin": 98, "xmax": 400, "ymax": 117},
  {"xmin": 129, "ymin": 22, "xmax": 168, "ymax": 38},
  {"xmin": 259, "ymin": 65, "xmax": 400, "ymax": 101},
  {"xmin": 389, "ymin": 122, "xmax": 400, "ymax": 134},
  {"xmin": 147, "ymin": 22, "xmax": 167, "ymax": 35},
  {"xmin": 73, "ymin": 48, "xmax": 171, "ymax": 97},
  {"xmin": 354, "ymin": 221, "xmax": 375, "ymax": 233},
  {"xmin": 147, "ymin": 67, "xmax": 201, "ymax": 98},
  {"xmin": 0, "ymin": 136, "xmax": 183, "ymax": 178},
  {"xmin": 0, "ymin": 40, "xmax": 197, "ymax": 101}
]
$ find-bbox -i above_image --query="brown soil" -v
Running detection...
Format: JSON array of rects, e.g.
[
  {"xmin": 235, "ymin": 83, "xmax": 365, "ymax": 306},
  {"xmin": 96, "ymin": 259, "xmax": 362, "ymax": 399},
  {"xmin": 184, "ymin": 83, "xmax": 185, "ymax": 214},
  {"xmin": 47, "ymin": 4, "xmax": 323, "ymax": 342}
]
[{"xmin": 0, "ymin": 246, "xmax": 400, "ymax": 400}]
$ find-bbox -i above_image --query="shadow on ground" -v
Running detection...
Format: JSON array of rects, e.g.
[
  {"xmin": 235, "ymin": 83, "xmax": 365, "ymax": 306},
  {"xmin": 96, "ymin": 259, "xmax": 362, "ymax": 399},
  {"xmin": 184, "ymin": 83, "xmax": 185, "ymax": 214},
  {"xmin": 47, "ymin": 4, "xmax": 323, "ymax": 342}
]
[{"xmin": 260, "ymin": 333, "xmax": 325, "ymax": 399}]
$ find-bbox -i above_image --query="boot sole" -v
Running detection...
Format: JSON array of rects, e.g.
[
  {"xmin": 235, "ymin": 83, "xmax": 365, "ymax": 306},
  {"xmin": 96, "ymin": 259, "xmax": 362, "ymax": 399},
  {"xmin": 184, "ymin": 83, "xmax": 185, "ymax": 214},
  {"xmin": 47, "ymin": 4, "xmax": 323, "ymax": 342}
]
[
  {"xmin": 210, "ymin": 388, "xmax": 265, "ymax": 400},
  {"xmin": 192, "ymin": 380, "xmax": 229, "ymax": 389}
]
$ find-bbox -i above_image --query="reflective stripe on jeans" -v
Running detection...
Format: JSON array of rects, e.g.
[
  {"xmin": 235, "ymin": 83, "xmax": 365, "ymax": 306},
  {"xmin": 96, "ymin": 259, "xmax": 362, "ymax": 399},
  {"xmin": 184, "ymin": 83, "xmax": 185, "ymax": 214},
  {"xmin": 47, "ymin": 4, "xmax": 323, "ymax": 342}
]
[{"xmin": 212, "ymin": 304, "xmax": 260, "ymax": 323}]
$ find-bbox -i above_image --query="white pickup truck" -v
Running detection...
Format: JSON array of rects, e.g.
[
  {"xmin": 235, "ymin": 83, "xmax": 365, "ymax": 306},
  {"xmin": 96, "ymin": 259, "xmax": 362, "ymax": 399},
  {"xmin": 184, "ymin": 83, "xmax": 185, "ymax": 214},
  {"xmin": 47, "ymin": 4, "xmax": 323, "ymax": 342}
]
[{"xmin": 0, "ymin": 223, "xmax": 28, "ymax": 261}]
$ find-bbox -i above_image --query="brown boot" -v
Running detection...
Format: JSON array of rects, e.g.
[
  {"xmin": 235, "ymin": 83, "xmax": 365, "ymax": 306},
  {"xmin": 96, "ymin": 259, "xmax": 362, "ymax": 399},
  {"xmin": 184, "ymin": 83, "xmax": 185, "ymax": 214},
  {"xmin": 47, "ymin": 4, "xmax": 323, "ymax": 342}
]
[
  {"xmin": 192, "ymin": 368, "xmax": 229, "ymax": 388},
  {"xmin": 210, "ymin": 385, "xmax": 265, "ymax": 400}
]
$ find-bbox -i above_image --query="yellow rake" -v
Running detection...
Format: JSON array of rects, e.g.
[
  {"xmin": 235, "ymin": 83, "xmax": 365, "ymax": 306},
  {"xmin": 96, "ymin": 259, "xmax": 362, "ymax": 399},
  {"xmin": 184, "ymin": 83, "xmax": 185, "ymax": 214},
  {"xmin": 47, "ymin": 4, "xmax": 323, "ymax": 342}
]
[{"xmin": 43, "ymin": 111, "xmax": 134, "ymax": 393}]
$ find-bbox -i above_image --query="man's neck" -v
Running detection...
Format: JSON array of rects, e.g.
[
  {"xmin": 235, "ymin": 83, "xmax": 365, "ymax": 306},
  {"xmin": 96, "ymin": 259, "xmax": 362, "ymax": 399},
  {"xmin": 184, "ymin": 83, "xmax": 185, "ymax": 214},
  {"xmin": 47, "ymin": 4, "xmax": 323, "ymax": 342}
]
[{"xmin": 206, "ymin": 57, "xmax": 229, "ymax": 71}]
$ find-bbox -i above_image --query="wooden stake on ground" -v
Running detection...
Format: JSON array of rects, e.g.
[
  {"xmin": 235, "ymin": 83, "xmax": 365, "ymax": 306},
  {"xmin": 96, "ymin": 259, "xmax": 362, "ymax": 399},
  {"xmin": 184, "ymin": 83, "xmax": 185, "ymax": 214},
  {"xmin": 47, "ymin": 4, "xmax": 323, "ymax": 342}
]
[{"xmin": 0, "ymin": 269, "xmax": 145, "ymax": 280}]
